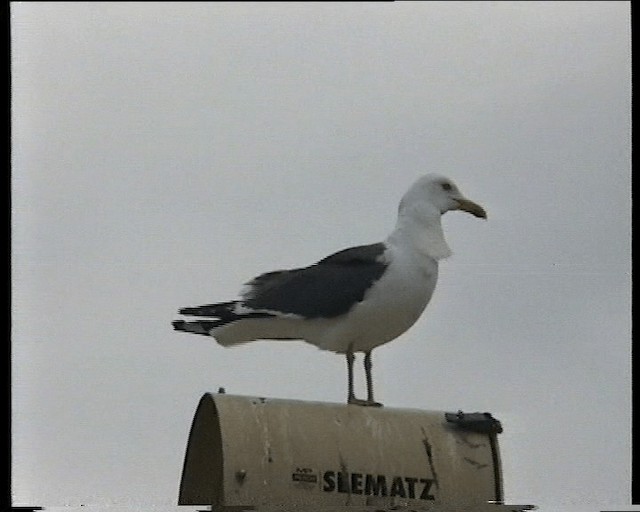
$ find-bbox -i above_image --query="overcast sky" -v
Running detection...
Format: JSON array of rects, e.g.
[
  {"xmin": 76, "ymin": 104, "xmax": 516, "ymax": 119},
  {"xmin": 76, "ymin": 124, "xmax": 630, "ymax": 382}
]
[{"xmin": 11, "ymin": 2, "xmax": 631, "ymax": 512}]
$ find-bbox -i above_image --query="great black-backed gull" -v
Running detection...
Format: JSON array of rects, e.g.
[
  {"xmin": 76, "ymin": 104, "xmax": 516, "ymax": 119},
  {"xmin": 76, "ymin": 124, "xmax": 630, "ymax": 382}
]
[{"xmin": 173, "ymin": 174, "xmax": 486, "ymax": 406}]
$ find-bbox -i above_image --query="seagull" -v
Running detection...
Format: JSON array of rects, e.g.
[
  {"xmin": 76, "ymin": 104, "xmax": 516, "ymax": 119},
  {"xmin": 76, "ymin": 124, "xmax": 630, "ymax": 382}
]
[{"xmin": 173, "ymin": 174, "xmax": 486, "ymax": 406}]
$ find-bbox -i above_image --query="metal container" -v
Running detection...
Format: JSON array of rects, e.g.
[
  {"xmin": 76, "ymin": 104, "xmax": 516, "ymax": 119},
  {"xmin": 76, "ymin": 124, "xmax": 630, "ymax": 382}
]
[{"xmin": 179, "ymin": 393, "xmax": 505, "ymax": 511}]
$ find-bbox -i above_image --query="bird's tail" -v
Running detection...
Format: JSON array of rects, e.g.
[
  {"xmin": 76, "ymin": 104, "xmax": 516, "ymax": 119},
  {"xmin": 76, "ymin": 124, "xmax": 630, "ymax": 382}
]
[
  {"xmin": 172, "ymin": 300, "xmax": 275, "ymax": 341},
  {"xmin": 178, "ymin": 301, "xmax": 238, "ymax": 318},
  {"xmin": 172, "ymin": 319, "xmax": 224, "ymax": 336}
]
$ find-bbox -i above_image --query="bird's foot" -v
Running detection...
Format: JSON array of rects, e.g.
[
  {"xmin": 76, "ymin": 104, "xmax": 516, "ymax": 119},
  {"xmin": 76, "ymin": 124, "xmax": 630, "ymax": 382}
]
[{"xmin": 347, "ymin": 397, "xmax": 383, "ymax": 407}]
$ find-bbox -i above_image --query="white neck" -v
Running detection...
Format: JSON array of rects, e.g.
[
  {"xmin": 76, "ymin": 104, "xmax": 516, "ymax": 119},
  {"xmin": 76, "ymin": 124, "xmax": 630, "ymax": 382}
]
[{"xmin": 385, "ymin": 204, "xmax": 452, "ymax": 261}]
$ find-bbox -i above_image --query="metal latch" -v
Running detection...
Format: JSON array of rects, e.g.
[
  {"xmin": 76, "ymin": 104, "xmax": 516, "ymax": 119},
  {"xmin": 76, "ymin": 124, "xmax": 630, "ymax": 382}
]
[{"xmin": 445, "ymin": 410, "xmax": 503, "ymax": 434}]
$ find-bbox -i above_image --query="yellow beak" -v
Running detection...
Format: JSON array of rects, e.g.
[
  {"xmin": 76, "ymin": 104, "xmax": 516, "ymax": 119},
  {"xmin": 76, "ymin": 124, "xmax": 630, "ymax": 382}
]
[{"xmin": 455, "ymin": 198, "xmax": 487, "ymax": 219}]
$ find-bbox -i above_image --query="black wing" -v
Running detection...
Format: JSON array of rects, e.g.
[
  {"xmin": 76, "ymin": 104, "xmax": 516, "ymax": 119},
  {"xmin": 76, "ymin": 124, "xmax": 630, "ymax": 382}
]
[{"xmin": 242, "ymin": 243, "xmax": 388, "ymax": 318}]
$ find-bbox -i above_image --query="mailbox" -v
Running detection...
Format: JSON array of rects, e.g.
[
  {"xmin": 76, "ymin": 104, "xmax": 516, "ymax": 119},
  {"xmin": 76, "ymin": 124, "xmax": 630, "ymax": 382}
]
[{"xmin": 178, "ymin": 392, "xmax": 516, "ymax": 511}]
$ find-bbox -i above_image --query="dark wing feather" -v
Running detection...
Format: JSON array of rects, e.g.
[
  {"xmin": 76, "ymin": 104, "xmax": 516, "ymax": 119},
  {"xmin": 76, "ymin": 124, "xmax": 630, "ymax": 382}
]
[{"xmin": 242, "ymin": 243, "xmax": 388, "ymax": 318}]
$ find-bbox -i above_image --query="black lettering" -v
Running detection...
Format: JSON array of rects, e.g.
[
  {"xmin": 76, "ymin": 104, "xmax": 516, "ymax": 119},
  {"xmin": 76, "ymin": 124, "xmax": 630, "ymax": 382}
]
[
  {"xmin": 404, "ymin": 477, "xmax": 417, "ymax": 499},
  {"xmin": 419, "ymin": 478, "xmax": 435, "ymax": 500},
  {"xmin": 351, "ymin": 472, "xmax": 363, "ymax": 494},
  {"xmin": 322, "ymin": 471, "xmax": 335, "ymax": 492},
  {"xmin": 337, "ymin": 471, "xmax": 350, "ymax": 493},
  {"xmin": 390, "ymin": 476, "xmax": 406, "ymax": 498},
  {"xmin": 292, "ymin": 473, "xmax": 317, "ymax": 483},
  {"xmin": 364, "ymin": 474, "xmax": 387, "ymax": 496}
]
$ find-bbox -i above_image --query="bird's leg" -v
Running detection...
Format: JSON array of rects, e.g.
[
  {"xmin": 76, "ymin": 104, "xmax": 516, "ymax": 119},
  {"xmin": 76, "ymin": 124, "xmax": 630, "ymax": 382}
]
[
  {"xmin": 346, "ymin": 349, "xmax": 357, "ymax": 404},
  {"xmin": 364, "ymin": 351, "xmax": 375, "ymax": 402},
  {"xmin": 364, "ymin": 351, "xmax": 383, "ymax": 407},
  {"xmin": 346, "ymin": 349, "xmax": 383, "ymax": 407},
  {"xmin": 346, "ymin": 348, "xmax": 370, "ymax": 406}
]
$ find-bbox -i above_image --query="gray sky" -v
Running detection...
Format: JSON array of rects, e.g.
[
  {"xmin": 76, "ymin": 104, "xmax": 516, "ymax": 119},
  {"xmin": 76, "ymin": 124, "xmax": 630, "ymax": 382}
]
[{"xmin": 11, "ymin": 2, "xmax": 631, "ymax": 511}]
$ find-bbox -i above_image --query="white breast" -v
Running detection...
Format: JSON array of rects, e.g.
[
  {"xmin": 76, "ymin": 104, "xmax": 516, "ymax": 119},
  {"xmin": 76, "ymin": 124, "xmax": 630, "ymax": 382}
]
[{"xmin": 312, "ymin": 245, "xmax": 439, "ymax": 353}]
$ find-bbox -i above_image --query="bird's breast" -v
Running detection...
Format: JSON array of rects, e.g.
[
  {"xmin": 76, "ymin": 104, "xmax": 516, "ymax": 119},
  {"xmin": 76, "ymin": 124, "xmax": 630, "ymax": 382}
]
[
  {"xmin": 369, "ymin": 255, "xmax": 438, "ymax": 325},
  {"xmin": 327, "ymin": 254, "xmax": 439, "ymax": 353}
]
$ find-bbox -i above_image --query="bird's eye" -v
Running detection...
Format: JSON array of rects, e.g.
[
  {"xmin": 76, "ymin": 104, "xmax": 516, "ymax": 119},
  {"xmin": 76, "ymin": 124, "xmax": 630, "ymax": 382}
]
[{"xmin": 441, "ymin": 182, "xmax": 452, "ymax": 191}]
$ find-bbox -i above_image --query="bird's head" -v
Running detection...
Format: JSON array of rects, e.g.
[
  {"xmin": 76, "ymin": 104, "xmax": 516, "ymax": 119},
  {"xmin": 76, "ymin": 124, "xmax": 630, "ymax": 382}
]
[{"xmin": 399, "ymin": 174, "xmax": 487, "ymax": 220}]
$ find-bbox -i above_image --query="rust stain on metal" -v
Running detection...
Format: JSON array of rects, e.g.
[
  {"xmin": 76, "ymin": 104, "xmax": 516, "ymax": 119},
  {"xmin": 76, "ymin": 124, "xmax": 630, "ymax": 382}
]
[
  {"xmin": 338, "ymin": 455, "xmax": 352, "ymax": 505},
  {"xmin": 420, "ymin": 427, "xmax": 439, "ymax": 490},
  {"xmin": 463, "ymin": 456, "xmax": 489, "ymax": 470}
]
